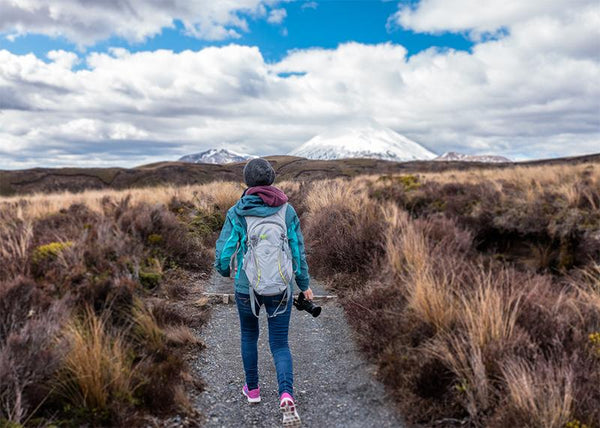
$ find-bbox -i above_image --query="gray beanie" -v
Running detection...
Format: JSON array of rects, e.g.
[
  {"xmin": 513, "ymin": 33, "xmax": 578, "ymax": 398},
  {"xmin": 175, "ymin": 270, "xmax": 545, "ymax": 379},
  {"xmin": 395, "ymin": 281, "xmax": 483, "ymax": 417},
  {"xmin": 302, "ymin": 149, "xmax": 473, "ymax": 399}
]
[{"xmin": 243, "ymin": 158, "xmax": 275, "ymax": 187}]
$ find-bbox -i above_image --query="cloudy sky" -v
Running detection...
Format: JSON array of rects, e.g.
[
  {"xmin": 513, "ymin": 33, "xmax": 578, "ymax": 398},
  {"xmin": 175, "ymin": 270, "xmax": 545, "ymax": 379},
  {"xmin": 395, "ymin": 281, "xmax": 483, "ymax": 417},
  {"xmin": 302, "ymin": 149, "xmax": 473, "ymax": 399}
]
[{"xmin": 0, "ymin": 0, "xmax": 599, "ymax": 168}]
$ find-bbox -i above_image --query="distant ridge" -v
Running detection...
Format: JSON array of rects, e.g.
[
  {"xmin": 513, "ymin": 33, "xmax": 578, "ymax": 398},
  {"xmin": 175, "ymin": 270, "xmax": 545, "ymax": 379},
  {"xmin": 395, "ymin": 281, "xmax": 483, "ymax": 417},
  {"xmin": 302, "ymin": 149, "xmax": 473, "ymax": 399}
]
[
  {"xmin": 435, "ymin": 152, "xmax": 512, "ymax": 163},
  {"xmin": 179, "ymin": 148, "xmax": 256, "ymax": 164},
  {"xmin": 290, "ymin": 122, "xmax": 437, "ymax": 161},
  {"xmin": 1, "ymin": 153, "xmax": 598, "ymax": 197}
]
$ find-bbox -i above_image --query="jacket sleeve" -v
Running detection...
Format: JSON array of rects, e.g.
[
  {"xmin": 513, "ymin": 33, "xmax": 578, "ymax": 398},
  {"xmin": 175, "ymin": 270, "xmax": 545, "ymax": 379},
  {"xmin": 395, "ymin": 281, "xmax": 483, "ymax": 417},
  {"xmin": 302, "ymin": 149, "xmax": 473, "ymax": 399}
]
[
  {"xmin": 286, "ymin": 204, "xmax": 310, "ymax": 291},
  {"xmin": 214, "ymin": 209, "xmax": 241, "ymax": 277}
]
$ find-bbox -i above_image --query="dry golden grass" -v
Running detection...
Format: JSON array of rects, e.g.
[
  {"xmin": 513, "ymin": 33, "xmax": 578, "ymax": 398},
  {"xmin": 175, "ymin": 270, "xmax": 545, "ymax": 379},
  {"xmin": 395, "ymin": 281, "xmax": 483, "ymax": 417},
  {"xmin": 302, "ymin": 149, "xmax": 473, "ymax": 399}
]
[
  {"xmin": 1, "ymin": 161, "xmax": 597, "ymax": 425},
  {"xmin": 164, "ymin": 325, "xmax": 200, "ymax": 347},
  {"xmin": 0, "ymin": 180, "xmax": 224, "ymax": 424},
  {"xmin": 426, "ymin": 333, "xmax": 491, "ymax": 421},
  {"xmin": 383, "ymin": 204, "xmax": 458, "ymax": 331},
  {"xmin": 278, "ymin": 180, "xmax": 302, "ymax": 196},
  {"xmin": 423, "ymin": 162, "xmax": 599, "ymax": 207},
  {"xmin": 302, "ymin": 164, "xmax": 599, "ymax": 425},
  {"xmin": 0, "ymin": 210, "xmax": 33, "ymax": 279},
  {"xmin": 460, "ymin": 271, "xmax": 522, "ymax": 349},
  {"xmin": 0, "ymin": 181, "xmax": 244, "ymax": 219},
  {"xmin": 304, "ymin": 178, "xmax": 366, "ymax": 214},
  {"xmin": 421, "ymin": 162, "xmax": 596, "ymax": 188},
  {"xmin": 58, "ymin": 307, "xmax": 136, "ymax": 413},
  {"xmin": 501, "ymin": 358, "xmax": 574, "ymax": 428},
  {"xmin": 366, "ymin": 162, "xmax": 599, "ymax": 209},
  {"xmin": 408, "ymin": 268, "xmax": 458, "ymax": 332},
  {"xmin": 572, "ymin": 263, "xmax": 600, "ymax": 313},
  {"xmin": 131, "ymin": 299, "xmax": 165, "ymax": 353}
]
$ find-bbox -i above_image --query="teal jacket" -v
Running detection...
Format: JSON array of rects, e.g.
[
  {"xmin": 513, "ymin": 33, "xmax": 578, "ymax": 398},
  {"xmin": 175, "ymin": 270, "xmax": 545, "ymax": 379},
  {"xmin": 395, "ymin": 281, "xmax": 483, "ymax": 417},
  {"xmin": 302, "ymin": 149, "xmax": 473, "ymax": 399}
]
[{"xmin": 214, "ymin": 194, "xmax": 310, "ymax": 294}]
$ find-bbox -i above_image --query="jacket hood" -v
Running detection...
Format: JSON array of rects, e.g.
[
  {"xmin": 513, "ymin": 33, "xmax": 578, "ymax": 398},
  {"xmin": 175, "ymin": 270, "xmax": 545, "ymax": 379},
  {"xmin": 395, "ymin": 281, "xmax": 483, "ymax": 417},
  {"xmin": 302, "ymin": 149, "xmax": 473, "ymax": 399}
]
[
  {"xmin": 233, "ymin": 194, "xmax": 283, "ymax": 217},
  {"xmin": 245, "ymin": 185, "xmax": 288, "ymax": 207}
]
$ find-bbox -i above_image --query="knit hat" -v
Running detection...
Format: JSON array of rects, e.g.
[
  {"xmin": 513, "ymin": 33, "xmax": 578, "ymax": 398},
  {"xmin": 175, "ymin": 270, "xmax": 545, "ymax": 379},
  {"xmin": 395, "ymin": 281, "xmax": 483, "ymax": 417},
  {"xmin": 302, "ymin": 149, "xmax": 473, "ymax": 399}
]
[{"xmin": 243, "ymin": 158, "xmax": 276, "ymax": 187}]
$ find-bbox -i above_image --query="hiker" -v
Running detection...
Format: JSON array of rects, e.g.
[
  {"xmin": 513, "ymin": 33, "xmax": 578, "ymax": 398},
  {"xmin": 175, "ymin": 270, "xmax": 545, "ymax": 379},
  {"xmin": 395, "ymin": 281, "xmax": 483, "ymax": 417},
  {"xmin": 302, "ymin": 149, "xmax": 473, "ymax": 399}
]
[{"xmin": 214, "ymin": 158, "xmax": 312, "ymax": 427}]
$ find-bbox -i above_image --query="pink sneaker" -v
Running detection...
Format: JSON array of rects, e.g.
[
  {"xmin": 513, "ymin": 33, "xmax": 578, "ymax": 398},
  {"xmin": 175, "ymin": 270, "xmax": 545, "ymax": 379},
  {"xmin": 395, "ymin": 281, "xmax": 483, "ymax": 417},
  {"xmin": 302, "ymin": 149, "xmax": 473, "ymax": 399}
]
[
  {"xmin": 242, "ymin": 384, "xmax": 261, "ymax": 403},
  {"xmin": 280, "ymin": 393, "xmax": 301, "ymax": 427}
]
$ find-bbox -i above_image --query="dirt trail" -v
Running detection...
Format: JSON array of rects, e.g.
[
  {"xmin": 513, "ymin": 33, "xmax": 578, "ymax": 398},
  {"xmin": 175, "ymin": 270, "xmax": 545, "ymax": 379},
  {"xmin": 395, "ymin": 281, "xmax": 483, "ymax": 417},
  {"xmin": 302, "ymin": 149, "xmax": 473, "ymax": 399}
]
[{"xmin": 189, "ymin": 273, "xmax": 404, "ymax": 427}]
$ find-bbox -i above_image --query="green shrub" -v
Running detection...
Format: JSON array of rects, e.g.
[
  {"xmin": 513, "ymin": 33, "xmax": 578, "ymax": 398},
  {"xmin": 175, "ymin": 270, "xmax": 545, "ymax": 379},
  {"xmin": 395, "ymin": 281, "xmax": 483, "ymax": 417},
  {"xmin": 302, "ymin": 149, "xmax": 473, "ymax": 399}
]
[
  {"xmin": 139, "ymin": 271, "xmax": 162, "ymax": 289},
  {"xmin": 190, "ymin": 210, "xmax": 225, "ymax": 241},
  {"xmin": 147, "ymin": 234, "xmax": 163, "ymax": 245},
  {"xmin": 31, "ymin": 241, "xmax": 74, "ymax": 265}
]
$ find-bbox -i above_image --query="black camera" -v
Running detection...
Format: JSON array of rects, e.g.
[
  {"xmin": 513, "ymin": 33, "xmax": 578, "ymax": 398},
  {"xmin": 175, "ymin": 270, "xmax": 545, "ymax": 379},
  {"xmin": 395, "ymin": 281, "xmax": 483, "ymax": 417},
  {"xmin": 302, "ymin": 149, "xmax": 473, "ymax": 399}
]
[{"xmin": 293, "ymin": 292, "xmax": 321, "ymax": 317}]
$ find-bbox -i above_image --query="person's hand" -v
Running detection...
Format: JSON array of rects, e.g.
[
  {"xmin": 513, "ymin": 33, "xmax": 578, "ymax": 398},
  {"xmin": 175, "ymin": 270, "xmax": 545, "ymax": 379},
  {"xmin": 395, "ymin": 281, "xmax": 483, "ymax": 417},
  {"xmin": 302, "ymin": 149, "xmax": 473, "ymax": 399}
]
[{"xmin": 303, "ymin": 288, "xmax": 314, "ymax": 300}]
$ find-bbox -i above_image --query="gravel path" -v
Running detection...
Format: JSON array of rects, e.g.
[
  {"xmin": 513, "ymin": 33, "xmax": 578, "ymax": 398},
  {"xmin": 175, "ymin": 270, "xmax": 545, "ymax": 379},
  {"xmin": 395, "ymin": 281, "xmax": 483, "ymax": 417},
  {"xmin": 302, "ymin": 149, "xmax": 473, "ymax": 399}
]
[{"xmin": 190, "ymin": 273, "xmax": 404, "ymax": 427}]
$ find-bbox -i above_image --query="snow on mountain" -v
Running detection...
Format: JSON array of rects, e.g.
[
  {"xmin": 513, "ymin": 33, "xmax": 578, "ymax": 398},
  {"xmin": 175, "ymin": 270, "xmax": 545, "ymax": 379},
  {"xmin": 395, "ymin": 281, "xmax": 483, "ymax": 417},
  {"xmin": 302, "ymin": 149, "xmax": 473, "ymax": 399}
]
[
  {"xmin": 434, "ymin": 152, "xmax": 512, "ymax": 163},
  {"xmin": 289, "ymin": 123, "xmax": 436, "ymax": 161},
  {"xmin": 178, "ymin": 148, "xmax": 256, "ymax": 164}
]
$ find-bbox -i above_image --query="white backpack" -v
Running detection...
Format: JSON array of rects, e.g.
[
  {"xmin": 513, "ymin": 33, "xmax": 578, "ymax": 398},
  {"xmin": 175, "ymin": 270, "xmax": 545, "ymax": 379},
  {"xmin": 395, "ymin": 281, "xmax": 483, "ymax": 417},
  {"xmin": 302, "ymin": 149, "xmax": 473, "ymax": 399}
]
[{"xmin": 242, "ymin": 203, "xmax": 293, "ymax": 317}]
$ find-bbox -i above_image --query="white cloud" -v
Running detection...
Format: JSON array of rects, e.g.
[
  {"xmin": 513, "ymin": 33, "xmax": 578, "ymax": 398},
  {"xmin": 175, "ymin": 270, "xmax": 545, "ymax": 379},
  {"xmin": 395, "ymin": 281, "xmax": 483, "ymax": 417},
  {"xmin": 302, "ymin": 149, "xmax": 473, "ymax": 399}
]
[
  {"xmin": 0, "ymin": 0, "xmax": 279, "ymax": 46},
  {"xmin": 389, "ymin": 0, "xmax": 594, "ymax": 38},
  {"xmin": 301, "ymin": 2, "xmax": 318, "ymax": 10},
  {"xmin": 47, "ymin": 50, "xmax": 79, "ymax": 69},
  {"xmin": 0, "ymin": 1, "xmax": 599, "ymax": 168},
  {"xmin": 267, "ymin": 8, "xmax": 287, "ymax": 24}
]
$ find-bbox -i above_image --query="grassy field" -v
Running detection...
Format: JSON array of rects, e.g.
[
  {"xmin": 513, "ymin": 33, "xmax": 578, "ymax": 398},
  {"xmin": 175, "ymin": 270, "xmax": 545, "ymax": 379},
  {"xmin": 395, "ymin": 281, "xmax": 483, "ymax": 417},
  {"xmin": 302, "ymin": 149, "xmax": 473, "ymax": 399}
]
[
  {"xmin": 2, "ymin": 153, "xmax": 598, "ymax": 197},
  {"xmin": 1, "ymin": 159, "xmax": 599, "ymax": 427},
  {"xmin": 294, "ymin": 161, "xmax": 600, "ymax": 427},
  {"xmin": 0, "ymin": 182, "xmax": 242, "ymax": 426}
]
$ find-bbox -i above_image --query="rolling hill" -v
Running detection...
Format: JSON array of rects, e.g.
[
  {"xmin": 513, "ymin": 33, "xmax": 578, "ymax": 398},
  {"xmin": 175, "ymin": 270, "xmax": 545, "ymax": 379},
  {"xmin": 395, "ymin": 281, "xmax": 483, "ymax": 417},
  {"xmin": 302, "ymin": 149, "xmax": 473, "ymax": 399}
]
[{"xmin": 1, "ymin": 153, "xmax": 599, "ymax": 197}]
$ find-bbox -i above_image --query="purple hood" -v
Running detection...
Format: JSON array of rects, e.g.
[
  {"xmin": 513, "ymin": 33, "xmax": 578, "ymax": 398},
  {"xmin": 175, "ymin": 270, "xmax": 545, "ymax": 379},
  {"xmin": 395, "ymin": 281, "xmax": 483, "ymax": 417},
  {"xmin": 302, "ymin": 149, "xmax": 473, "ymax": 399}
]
[{"xmin": 245, "ymin": 185, "xmax": 289, "ymax": 207}]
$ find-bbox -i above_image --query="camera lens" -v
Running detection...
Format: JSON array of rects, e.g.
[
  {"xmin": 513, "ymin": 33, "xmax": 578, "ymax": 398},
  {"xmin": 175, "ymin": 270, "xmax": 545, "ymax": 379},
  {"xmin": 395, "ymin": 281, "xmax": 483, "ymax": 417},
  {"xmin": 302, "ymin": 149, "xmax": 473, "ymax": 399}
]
[{"xmin": 310, "ymin": 305, "xmax": 321, "ymax": 317}]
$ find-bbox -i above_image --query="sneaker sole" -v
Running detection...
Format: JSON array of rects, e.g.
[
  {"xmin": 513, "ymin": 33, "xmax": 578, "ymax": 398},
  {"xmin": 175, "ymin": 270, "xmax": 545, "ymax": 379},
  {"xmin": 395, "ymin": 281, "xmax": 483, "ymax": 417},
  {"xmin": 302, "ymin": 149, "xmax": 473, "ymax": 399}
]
[
  {"xmin": 280, "ymin": 399, "xmax": 301, "ymax": 427},
  {"xmin": 242, "ymin": 389, "xmax": 261, "ymax": 404}
]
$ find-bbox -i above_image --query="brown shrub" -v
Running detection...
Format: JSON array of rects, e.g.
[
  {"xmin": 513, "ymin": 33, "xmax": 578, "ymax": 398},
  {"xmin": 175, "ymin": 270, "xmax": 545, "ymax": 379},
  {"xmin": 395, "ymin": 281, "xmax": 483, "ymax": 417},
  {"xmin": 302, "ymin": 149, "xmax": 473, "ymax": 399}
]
[
  {"xmin": 134, "ymin": 353, "xmax": 190, "ymax": 414},
  {"xmin": 0, "ymin": 210, "xmax": 33, "ymax": 281},
  {"xmin": 0, "ymin": 279, "xmax": 66, "ymax": 424},
  {"xmin": 303, "ymin": 181, "xmax": 385, "ymax": 281},
  {"xmin": 0, "ymin": 189, "xmax": 214, "ymax": 424},
  {"xmin": 107, "ymin": 196, "xmax": 211, "ymax": 272},
  {"xmin": 370, "ymin": 168, "xmax": 600, "ymax": 274},
  {"xmin": 304, "ymin": 173, "xmax": 600, "ymax": 426}
]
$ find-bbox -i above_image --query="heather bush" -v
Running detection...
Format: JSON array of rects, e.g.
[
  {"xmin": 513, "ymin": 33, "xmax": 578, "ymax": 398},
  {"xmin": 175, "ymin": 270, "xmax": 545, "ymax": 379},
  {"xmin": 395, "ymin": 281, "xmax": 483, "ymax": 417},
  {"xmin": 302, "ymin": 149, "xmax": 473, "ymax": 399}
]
[
  {"xmin": 0, "ymin": 278, "xmax": 66, "ymax": 425},
  {"xmin": 370, "ymin": 165, "xmax": 600, "ymax": 274},
  {"xmin": 0, "ymin": 190, "xmax": 215, "ymax": 425},
  {"xmin": 303, "ymin": 180, "xmax": 385, "ymax": 282},
  {"xmin": 304, "ymin": 165, "xmax": 600, "ymax": 427},
  {"xmin": 0, "ymin": 210, "xmax": 33, "ymax": 281}
]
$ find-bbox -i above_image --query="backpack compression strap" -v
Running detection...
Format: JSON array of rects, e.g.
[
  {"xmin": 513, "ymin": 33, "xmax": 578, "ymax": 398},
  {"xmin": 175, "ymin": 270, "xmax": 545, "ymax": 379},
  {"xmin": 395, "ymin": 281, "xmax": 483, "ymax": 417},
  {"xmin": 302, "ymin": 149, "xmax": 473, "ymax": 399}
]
[{"xmin": 249, "ymin": 284, "xmax": 291, "ymax": 318}]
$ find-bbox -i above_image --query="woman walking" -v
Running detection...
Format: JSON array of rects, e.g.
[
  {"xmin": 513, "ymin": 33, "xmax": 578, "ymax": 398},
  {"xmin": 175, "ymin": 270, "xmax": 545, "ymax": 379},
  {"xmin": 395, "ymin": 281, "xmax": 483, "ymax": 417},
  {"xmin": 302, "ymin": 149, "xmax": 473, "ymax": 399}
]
[{"xmin": 214, "ymin": 158, "xmax": 312, "ymax": 427}]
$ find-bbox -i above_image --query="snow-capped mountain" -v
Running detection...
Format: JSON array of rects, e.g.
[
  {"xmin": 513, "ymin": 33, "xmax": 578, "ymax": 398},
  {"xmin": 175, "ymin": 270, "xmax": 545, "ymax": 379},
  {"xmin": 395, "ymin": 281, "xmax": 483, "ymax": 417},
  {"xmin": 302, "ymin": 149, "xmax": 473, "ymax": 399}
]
[
  {"xmin": 178, "ymin": 148, "xmax": 256, "ymax": 164},
  {"xmin": 290, "ymin": 123, "xmax": 436, "ymax": 161},
  {"xmin": 434, "ymin": 152, "xmax": 512, "ymax": 163}
]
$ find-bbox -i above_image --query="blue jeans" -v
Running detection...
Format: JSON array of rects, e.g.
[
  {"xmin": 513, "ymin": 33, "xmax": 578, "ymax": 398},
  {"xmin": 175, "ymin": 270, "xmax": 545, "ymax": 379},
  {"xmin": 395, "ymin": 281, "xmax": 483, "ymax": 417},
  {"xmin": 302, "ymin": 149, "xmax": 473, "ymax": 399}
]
[{"xmin": 235, "ymin": 290, "xmax": 294, "ymax": 396}]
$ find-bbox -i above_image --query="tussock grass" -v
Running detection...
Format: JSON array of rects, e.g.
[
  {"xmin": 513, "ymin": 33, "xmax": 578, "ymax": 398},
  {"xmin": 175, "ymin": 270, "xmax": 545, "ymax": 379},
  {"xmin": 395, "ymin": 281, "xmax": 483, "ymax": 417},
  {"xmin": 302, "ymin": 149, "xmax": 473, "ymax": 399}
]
[
  {"xmin": 501, "ymin": 357, "xmax": 575, "ymax": 428},
  {"xmin": 0, "ymin": 185, "xmax": 221, "ymax": 425},
  {"xmin": 459, "ymin": 271, "xmax": 522, "ymax": 349},
  {"xmin": 1, "ymin": 160, "xmax": 598, "ymax": 426},
  {"xmin": 0, "ymin": 181, "xmax": 244, "ymax": 219},
  {"xmin": 58, "ymin": 307, "xmax": 136, "ymax": 417},
  {"xmin": 164, "ymin": 325, "xmax": 200, "ymax": 347},
  {"xmin": 130, "ymin": 299, "xmax": 165, "ymax": 354},
  {"xmin": 0, "ymin": 210, "xmax": 33, "ymax": 280},
  {"xmin": 303, "ymin": 160, "xmax": 600, "ymax": 426},
  {"xmin": 420, "ymin": 162, "xmax": 597, "ymax": 190},
  {"xmin": 303, "ymin": 179, "xmax": 385, "ymax": 280},
  {"xmin": 572, "ymin": 263, "xmax": 600, "ymax": 312},
  {"xmin": 425, "ymin": 333, "xmax": 491, "ymax": 421}
]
